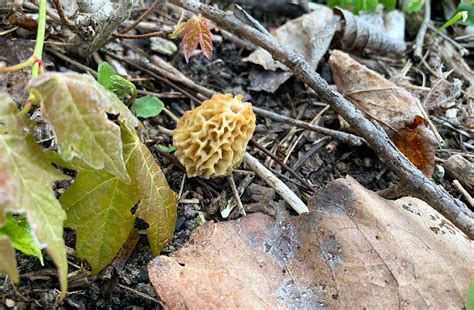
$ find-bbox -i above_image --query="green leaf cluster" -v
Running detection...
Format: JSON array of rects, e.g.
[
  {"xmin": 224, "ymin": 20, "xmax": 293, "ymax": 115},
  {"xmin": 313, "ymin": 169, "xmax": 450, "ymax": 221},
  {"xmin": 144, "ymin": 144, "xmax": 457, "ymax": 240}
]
[
  {"xmin": 98, "ymin": 62, "xmax": 164, "ymax": 118},
  {"xmin": 1, "ymin": 72, "xmax": 177, "ymax": 292},
  {"xmin": 456, "ymin": 1, "xmax": 474, "ymax": 26},
  {"xmin": 327, "ymin": 0, "xmax": 395, "ymax": 14},
  {"xmin": 402, "ymin": 0, "xmax": 424, "ymax": 14},
  {"xmin": 98, "ymin": 62, "xmax": 137, "ymax": 102}
]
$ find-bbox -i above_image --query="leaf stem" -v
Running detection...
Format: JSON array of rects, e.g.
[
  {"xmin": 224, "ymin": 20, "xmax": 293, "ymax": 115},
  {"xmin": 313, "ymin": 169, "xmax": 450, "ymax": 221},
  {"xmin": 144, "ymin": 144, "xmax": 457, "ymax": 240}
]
[
  {"xmin": 32, "ymin": 0, "xmax": 47, "ymax": 78},
  {"xmin": 0, "ymin": 56, "xmax": 36, "ymax": 73}
]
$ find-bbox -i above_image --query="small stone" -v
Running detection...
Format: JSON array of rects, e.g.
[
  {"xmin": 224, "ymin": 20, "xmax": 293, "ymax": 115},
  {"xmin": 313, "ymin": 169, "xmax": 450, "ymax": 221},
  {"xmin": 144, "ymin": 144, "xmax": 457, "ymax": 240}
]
[
  {"xmin": 5, "ymin": 298, "xmax": 16, "ymax": 308},
  {"xmin": 336, "ymin": 162, "xmax": 348, "ymax": 173},
  {"xmin": 150, "ymin": 37, "xmax": 177, "ymax": 56}
]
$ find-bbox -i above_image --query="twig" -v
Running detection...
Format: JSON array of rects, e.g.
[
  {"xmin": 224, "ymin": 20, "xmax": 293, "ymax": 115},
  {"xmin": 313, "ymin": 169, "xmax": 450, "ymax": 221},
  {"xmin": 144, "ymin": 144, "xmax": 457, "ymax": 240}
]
[
  {"xmin": 291, "ymin": 137, "xmax": 330, "ymax": 171},
  {"xmin": 453, "ymin": 180, "xmax": 474, "ymax": 208},
  {"xmin": 0, "ymin": 26, "xmax": 19, "ymax": 36},
  {"xmin": 117, "ymin": 284, "xmax": 161, "ymax": 304},
  {"xmin": 252, "ymin": 106, "xmax": 364, "ymax": 146},
  {"xmin": 227, "ymin": 174, "xmax": 246, "ymax": 216},
  {"xmin": 251, "ymin": 140, "xmax": 314, "ymax": 193},
  {"xmin": 150, "ymin": 55, "xmax": 214, "ymax": 98},
  {"xmin": 414, "ymin": 0, "xmax": 431, "ymax": 59},
  {"xmin": 113, "ymin": 31, "xmax": 169, "ymax": 39},
  {"xmin": 117, "ymin": 0, "xmax": 161, "ymax": 35},
  {"xmin": 47, "ymin": 48, "xmax": 98, "ymax": 77},
  {"xmin": 427, "ymin": 24, "xmax": 468, "ymax": 56},
  {"xmin": 419, "ymin": 77, "xmax": 447, "ymax": 145},
  {"xmin": 103, "ymin": 50, "xmax": 202, "ymax": 103},
  {"xmin": 243, "ymin": 153, "xmax": 308, "ymax": 214},
  {"xmin": 172, "ymin": 0, "xmax": 474, "ymax": 238},
  {"xmin": 52, "ymin": 0, "xmax": 75, "ymax": 28}
]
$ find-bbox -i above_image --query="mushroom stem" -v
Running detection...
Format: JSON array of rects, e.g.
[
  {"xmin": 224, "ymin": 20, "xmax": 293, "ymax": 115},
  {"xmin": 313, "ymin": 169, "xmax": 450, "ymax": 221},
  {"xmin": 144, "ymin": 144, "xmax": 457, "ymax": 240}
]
[{"xmin": 243, "ymin": 153, "xmax": 309, "ymax": 214}]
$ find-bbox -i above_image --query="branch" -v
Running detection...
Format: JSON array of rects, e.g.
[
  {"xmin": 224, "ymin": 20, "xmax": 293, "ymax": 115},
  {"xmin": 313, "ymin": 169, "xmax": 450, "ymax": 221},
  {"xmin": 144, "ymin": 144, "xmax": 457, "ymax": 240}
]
[
  {"xmin": 52, "ymin": 0, "xmax": 75, "ymax": 28},
  {"xmin": 171, "ymin": 0, "xmax": 474, "ymax": 238},
  {"xmin": 414, "ymin": 0, "xmax": 431, "ymax": 59},
  {"xmin": 117, "ymin": 0, "xmax": 161, "ymax": 35}
]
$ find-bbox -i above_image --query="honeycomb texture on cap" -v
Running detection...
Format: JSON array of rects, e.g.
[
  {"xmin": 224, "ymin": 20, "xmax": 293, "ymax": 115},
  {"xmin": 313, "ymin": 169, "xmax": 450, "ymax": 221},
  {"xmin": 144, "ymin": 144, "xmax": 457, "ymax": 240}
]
[{"xmin": 173, "ymin": 93, "xmax": 256, "ymax": 178}]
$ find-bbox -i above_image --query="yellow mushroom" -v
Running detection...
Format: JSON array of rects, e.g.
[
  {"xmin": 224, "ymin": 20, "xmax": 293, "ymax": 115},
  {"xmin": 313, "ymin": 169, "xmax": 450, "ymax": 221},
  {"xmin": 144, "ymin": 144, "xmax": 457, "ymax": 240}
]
[{"xmin": 173, "ymin": 93, "xmax": 256, "ymax": 179}]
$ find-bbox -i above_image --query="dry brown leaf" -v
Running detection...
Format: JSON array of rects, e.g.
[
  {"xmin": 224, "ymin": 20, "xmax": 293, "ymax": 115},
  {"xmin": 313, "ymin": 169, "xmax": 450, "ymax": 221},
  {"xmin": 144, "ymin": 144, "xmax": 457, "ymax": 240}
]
[
  {"xmin": 393, "ymin": 127, "xmax": 436, "ymax": 177},
  {"xmin": 329, "ymin": 50, "xmax": 437, "ymax": 176},
  {"xmin": 334, "ymin": 8, "xmax": 406, "ymax": 54},
  {"xmin": 243, "ymin": 5, "xmax": 338, "ymax": 72},
  {"xmin": 149, "ymin": 176, "xmax": 474, "ymax": 309}
]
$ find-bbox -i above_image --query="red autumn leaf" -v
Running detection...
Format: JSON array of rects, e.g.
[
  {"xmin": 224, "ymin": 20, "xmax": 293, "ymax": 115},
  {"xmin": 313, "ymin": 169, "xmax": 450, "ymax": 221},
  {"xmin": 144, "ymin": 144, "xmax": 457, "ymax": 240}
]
[
  {"xmin": 174, "ymin": 15, "xmax": 213, "ymax": 62},
  {"xmin": 392, "ymin": 127, "xmax": 436, "ymax": 177}
]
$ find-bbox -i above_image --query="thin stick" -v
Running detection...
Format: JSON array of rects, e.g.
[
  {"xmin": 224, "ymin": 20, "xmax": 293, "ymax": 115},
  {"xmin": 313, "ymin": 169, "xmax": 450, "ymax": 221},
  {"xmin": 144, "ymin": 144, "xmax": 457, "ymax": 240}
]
[
  {"xmin": 118, "ymin": 0, "xmax": 161, "ymax": 35},
  {"xmin": 414, "ymin": 0, "xmax": 431, "ymax": 59},
  {"xmin": 47, "ymin": 48, "xmax": 98, "ymax": 77},
  {"xmin": 453, "ymin": 180, "xmax": 474, "ymax": 208},
  {"xmin": 113, "ymin": 31, "xmax": 169, "ymax": 39},
  {"xmin": 252, "ymin": 106, "xmax": 363, "ymax": 146},
  {"xmin": 243, "ymin": 153, "xmax": 309, "ymax": 214},
  {"xmin": 427, "ymin": 24, "xmax": 468, "ymax": 56},
  {"xmin": 227, "ymin": 174, "xmax": 246, "ymax": 216},
  {"xmin": 0, "ymin": 26, "xmax": 19, "ymax": 36},
  {"xmin": 172, "ymin": 0, "xmax": 473, "ymax": 238},
  {"xmin": 103, "ymin": 51, "xmax": 202, "ymax": 104},
  {"xmin": 118, "ymin": 284, "xmax": 161, "ymax": 304},
  {"xmin": 252, "ymin": 140, "xmax": 314, "ymax": 193},
  {"xmin": 52, "ymin": 0, "xmax": 75, "ymax": 28}
]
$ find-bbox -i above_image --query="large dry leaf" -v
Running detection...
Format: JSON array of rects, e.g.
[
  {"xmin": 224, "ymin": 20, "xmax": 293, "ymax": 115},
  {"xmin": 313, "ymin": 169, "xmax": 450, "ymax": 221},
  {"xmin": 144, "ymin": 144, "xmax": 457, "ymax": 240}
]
[
  {"xmin": 149, "ymin": 176, "xmax": 474, "ymax": 309},
  {"xmin": 329, "ymin": 50, "xmax": 437, "ymax": 176},
  {"xmin": 0, "ymin": 93, "xmax": 68, "ymax": 292},
  {"xmin": 60, "ymin": 126, "xmax": 177, "ymax": 273},
  {"xmin": 0, "ymin": 236, "xmax": 19, "ymax": 283},
  {"xmin": 329, "ymin": 50, "xmax": 421, "ymax": 129},
  {"xmin": 244, "ymin": 5, "xmax": 338, "ymax": 72},
  {"xmin": 27, "ymin": 72, "xmax": 136, "ymax": 182}
]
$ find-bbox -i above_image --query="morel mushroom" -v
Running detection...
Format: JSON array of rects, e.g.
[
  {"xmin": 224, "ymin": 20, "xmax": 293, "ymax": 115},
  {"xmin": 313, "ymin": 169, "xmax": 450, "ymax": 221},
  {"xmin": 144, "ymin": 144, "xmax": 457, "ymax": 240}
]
[{"xmin": 173, "ymin": 93, "xmax": 256, "ymax": 178}]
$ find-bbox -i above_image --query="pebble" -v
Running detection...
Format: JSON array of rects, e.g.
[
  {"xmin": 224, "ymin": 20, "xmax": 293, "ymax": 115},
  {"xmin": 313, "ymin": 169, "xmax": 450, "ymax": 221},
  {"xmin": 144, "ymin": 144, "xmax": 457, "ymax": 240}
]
[
  {"xmin": 5, "ymin": 299, "xmax": 15, "ymax": 308},
  {"xmin": 150, "ymin": 37, "xmax": 177, "ymax": 56}
]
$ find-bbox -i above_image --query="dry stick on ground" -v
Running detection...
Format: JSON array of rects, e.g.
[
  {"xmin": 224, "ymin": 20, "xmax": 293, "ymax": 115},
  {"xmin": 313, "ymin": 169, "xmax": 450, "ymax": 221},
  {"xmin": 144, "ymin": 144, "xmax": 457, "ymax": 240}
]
[
  {"xmin": 252, "ymin": 106, "xmax": 363, "ymax": 146},
  {"xmin": 103, "ymin": 50, "xmax": 202, "ymax": 103},
  {"xmin": 414, "ymin": 0, "xmax": 431, "ymax": 59},
  {"xmin": 244, "ymin": 153, "xmax": 309, "ymax": 215},
  {"xmin": 117, "ymin": 0, "xmax": 161, "ymax": 35},
  {"xmin": 51, "ymin": 0, "xmax": 75, "ymax": 27},
  {"xmin": 171, "ymin": 0, "xmax": 474, "ymax": 238},
  {"xmin": 112, "ymin": 31, "xmax": 170, "ymax": 39},
  {"xmin": 251, "ymin": 140, "xmax": 314, "ymax": 193},
  {"xmin": 227, "ymin": 174, "xmax": 246, "ymax": 216}
]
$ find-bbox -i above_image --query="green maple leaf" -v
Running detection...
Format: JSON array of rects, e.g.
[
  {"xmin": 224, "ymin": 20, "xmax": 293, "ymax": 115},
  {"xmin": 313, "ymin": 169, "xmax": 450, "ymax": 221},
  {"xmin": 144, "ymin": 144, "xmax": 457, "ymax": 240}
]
[
  {"xmin": 60, "ymin": 169, "xmax": 139, "ymax": 274},
  {"xmin": 123, "ymin": 126, "xmax": 177, "ymax": 255},
  {"xmin": 60, "ymin": 125, "xmax": 177, "ymax": 273},
  {"xmin": 0, "ymin": 93, "xmax": 68, "ymax": 293},
  {"xmin": 0, "ymin": 213, "xmax": 43, "ymax": 263},
  {"xmin": 27, "ymin": 72, "xmax": 138, "ymax": 182},
  {"xmin": 98, "ymin": 62, "xmax": 137, "ymax": 102}
]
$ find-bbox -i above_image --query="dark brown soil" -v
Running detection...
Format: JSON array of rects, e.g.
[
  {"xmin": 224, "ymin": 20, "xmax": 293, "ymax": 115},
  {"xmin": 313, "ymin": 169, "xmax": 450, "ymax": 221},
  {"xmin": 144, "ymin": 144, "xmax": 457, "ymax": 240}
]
[{"xmin": 1, "ymin": 1, "xmax": 470, "ymax": 309}]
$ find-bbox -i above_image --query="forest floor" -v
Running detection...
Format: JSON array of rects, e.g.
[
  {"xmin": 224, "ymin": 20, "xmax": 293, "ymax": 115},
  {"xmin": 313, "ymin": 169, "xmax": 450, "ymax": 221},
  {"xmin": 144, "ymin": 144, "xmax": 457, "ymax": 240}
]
[{"xmin": 1, "ymin": 1, "xmax": 473, "ymax": 309}]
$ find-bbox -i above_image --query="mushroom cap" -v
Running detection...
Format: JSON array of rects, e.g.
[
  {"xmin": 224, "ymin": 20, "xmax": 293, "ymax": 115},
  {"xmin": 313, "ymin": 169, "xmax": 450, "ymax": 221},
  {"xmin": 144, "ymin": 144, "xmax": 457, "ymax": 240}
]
[{"xmin": 173, "ymin": 93, "xmax": 256, "ymax": 178}]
